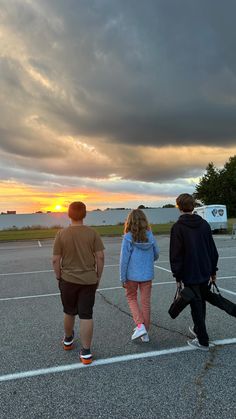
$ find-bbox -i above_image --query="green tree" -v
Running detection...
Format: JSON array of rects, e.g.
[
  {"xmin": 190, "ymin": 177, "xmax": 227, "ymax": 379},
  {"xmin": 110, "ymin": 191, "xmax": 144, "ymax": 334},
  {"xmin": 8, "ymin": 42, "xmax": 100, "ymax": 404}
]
[
  {"xmin": 194, "ymin": 156, "xmax": 236, "ymax": 217},
  {"xmin": 220, "ymin": 156, "xmax": 236, "ymax": 217},
  {"xmin": 194, "ymin": 162, "xmax": 221, "ymax": 204},
  {"xmin": 162, "ymin": 204, "xmax": 175, "ymax": 208}
]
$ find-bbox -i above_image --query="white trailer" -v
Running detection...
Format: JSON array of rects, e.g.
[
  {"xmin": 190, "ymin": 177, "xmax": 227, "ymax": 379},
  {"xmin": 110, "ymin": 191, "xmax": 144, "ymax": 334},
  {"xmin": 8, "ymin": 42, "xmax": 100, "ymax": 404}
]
[{"xmin": 193, "ymin": 205, "xmax": 227, "ymax": 231}]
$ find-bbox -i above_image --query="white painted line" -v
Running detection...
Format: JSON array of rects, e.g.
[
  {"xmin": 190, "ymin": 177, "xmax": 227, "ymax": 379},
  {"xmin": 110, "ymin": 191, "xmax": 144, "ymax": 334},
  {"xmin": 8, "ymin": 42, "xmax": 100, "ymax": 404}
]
[
  {"xmin": 0, "ymin": 293, "xmax": 60, "ymax": 301},
  {"xmin": 155, "ymin": 265, "xmax": 236, "ymax": 282},
  {"xmin": 0, "ymin": 281, "xmax": 176, "ymax": 302},
  {"xmin": 104, "ymin": 264, "xmax": 119, "ymax": 268},
  {"xmin": 1, "ymin": 275, "xmax": 236, "ymax": 302},
  {"xmin": 0, "ymin": 264, "xmax": 119, "ymax": 277},
  {"xmin": 156, "ymin": 260, "xmax": 169, "ymax": 263},
  {"xmin": 0, "ymin": 244, "xmax": 54, "ymax": 250},
  {"xmin": 38, "ymin": 241, "xmax": 42, "ymax": 248},
  {"xmin": 218, "ymin": 287, "xmax": 236, "ymax": 297},
  {"xmin": 212, "ymin": 338, "xmax": 236, "ymax": 345},
  {"xmin": 98, "ymin": 286, "xmax": 123, "ymax": 292},
  {"xmin": 0, "ymin": 245, "xmax": 41, "ymax": 250},
  {"xmin": 0, "ymin": 338, "xmax": 235, "ymax": 383},
  {"xmin": 149, "ymin": 256, "xmax": 236, "ymax": 265},
  {"xmin": 155, "ymin": 265, "xmax": 171, "ymax": 273},
  {"xmin": 0, "ymin": 241, "xmax": 44, "ymax": 250},
  {"xmin": 0, "ymin": 269, "xmax": 53, "ymax": 277},
  {"xmin": 219, "ymin": 256, "xmax": 236, "ymax": 259},
  {"xmin": 99, "ymin": 281, "xmax": 175, "ymax": 292},
  {"xmin": 153, "ymin": 281, "xmax": 175, "ymax": 286}
]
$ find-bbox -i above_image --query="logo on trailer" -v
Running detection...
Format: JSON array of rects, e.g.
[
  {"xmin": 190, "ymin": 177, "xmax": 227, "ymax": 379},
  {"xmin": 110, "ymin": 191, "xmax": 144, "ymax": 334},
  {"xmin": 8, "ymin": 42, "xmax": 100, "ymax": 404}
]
[
  {"xmin": 212, "ymin": 209, "xmax": 217, "ymax": 217},
  {"xmin": 212, "ymin": 208, "xmax": 224, "ymax": 217}
]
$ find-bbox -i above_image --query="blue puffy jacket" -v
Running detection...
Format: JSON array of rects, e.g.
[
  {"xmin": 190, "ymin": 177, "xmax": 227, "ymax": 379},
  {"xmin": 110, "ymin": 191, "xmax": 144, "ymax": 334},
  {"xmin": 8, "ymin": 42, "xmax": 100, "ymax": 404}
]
[{"xmin": 120, "ymin": 231, "xmax": 159, "ymax": 283}]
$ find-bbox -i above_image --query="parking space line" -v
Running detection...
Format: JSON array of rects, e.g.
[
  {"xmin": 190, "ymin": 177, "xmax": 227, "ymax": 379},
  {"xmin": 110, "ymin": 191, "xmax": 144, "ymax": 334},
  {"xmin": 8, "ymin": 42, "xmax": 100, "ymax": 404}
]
[
  {"xmin": 218, "ymin": 287, "xmax": 236, "ymax": 296},
  {"xmin": 219, "ymin": 256, "xmax": 236, "ymax": 259},
  {"xmin": 0, "ymin": 338, "xmax": 235, "ymax": 383},
  {"xmin": 0, "ymin": 270, "xmax": 53, "ymax": 277},
  {"xmin": 0, "ymin": 264, "xmax": 119, "ymax": 277},
  {"xmin": 1, "ymin": 271, "xmax": 235, "ymax": 302},
  {"xmin": 0, "ymin": 281, "xmax": 176, "ymax": 302},
  {"xmin": 154, "ymin": 265, "xmax": 236, "ymax": 296},
  {"xmin": 98, "ymin": 281, "xmax": 175, "ymax": 292},
  {"xmin": 0, "ymin": 293, "xmax": 60, "ymax": 301},
  {"xmin": 0, "ymin": 262, "xmax": 235, "ymax": 278},
  {"xmin": 154, "ymin": 266, "xmax": 236, "ymax": 282},
  {"xmin": 155, "ymin": 265, "xmax": 171, "ymax": 273},
  {"xmin": 157, "ymin": 257, "xmax": 236, "ymax": 263},
  {"xmin": 0, "ymin": 245, "xmax": 40, "ymax": 250}
]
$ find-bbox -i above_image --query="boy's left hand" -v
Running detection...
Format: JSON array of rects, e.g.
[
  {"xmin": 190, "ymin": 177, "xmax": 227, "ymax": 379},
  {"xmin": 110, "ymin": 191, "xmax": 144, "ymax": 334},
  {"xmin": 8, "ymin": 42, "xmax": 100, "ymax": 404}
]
[{"xmin": 210, "ymin": 274, "xmax": 216, "ymax": 283}]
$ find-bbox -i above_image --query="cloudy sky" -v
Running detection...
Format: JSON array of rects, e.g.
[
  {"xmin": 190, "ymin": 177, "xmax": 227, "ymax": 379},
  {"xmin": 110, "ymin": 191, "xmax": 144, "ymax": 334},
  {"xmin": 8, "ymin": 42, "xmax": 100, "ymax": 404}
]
[{"xmin": 1, "ymin": 0, "xmax": 236, "ymax": 213}]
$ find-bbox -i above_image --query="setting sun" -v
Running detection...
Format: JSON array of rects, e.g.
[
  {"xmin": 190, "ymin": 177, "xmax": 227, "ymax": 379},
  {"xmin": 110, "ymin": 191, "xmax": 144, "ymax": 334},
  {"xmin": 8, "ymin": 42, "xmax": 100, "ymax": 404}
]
[
  {"xmin": 48, "ymin": 203, "xmax": 67, "ymax": 212},
  {"xmin": 54, "ymin": 205, "xmax": 62, "ymax": 211}
]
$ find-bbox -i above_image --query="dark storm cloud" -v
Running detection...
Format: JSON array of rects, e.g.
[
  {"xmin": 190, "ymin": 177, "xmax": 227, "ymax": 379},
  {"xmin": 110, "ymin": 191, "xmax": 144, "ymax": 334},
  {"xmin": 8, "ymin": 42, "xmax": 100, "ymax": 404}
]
[
  {"xmin": 33, "ymin": 0, "xmax": 236, "ymax": 146},
  {"xmin": 1, "ymin": 0, "xmax": 236, "ymax": 185}
]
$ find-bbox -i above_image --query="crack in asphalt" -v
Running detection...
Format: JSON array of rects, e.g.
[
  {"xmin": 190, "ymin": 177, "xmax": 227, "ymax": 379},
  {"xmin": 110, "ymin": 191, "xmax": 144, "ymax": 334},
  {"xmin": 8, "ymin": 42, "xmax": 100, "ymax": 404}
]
[
  {"xmin": 192, "ymin": 345, "xmax": 218, "ymax": 419},
  {"xmin": 97, "ymin": 290, "xmax": 191, "ymax": 339}
]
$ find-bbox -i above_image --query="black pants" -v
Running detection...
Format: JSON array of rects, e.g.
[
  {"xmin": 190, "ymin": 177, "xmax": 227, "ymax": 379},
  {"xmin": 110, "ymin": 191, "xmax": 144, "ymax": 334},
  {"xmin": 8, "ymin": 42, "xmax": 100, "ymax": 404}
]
[{"xmin": 185, "ymin": 282, "xmax": 209, "ymax": 346}]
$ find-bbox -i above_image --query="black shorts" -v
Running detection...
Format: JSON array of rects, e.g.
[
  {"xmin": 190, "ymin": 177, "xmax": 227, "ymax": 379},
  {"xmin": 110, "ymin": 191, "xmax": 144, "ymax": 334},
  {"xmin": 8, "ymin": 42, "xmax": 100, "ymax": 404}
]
[{"xmin": 59, "ymin": 279, "xmax": 97, "ymax": 319}]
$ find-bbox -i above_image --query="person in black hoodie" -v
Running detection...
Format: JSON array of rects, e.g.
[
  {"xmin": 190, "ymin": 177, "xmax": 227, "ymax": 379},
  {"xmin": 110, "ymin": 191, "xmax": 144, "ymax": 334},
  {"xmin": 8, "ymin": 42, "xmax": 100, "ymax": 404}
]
[{"xmin": 169, "ymin": 193, "xmax": 219, "ymax": 351}]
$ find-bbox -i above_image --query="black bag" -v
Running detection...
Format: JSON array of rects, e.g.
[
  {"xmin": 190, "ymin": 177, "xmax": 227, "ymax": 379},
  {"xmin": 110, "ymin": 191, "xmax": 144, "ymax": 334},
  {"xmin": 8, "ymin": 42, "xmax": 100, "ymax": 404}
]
[
  {"xmin": 206, "ymin": 283, "xmax": 236, "ymax": 317},
  {"xmin": 168, "ymin": 284, "xmax": 196, "ymax": 319}
]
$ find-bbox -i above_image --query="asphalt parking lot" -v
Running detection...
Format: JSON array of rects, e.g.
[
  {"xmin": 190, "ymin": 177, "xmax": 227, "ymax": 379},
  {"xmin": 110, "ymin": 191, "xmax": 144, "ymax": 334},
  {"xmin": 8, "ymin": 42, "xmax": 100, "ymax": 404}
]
[{"xmin": 0, "ymin": 235, "xmax": 235, "ymax": 419}]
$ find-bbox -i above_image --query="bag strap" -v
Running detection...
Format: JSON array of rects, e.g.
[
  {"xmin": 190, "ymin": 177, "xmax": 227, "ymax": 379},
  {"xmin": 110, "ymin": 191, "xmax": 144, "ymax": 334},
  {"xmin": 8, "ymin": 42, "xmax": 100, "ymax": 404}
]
[
  {"xmin": 211, "ymin": 282, "xmax": 221, "ymax": 294},
  {"xmin": 174, "ymin": 283, "xmax": 183, "ymax": 300}
]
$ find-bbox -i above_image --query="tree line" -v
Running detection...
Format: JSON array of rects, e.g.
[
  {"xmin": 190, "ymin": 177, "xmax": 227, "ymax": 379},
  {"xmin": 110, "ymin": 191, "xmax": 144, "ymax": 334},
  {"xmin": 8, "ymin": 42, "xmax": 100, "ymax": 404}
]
[{"xmin": 194, "ymin": 155, "xmax": 236, "ymax": 217}]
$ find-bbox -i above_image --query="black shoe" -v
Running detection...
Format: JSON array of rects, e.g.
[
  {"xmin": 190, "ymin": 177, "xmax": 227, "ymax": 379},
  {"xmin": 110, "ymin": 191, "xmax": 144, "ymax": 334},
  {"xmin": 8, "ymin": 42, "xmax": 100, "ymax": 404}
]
[{"xmin": 63, "ymin": 330, "xmax": 74, "ymax": 350}]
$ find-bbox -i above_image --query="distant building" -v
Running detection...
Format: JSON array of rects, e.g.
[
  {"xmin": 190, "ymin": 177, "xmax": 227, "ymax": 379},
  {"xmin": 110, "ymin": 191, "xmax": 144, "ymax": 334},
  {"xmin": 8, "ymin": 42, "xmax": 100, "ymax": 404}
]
[
  {"xmin": 7, "ymin": 211, "xmax": 16, "ymax": 214},
  {"xmin": 0, "ymin": 208, "xmax": 179, "ymax": 230}
]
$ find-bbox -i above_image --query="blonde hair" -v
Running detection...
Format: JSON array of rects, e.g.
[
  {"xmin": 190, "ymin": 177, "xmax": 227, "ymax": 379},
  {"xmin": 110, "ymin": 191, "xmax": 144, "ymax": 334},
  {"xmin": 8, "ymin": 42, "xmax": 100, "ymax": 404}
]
[{"xmin": 124, "ymin": 209, "xmax": 150, "ymax": 242}]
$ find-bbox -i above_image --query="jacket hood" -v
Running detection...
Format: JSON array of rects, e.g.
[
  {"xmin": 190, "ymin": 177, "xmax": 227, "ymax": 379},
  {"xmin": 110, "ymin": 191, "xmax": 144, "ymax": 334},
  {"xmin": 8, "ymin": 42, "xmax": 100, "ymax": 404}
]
[
  {"xmin": 178, "ymin": 213, "xmax": 204, "ymax": 229},
  {"xmin": 123, "ymin": 231, "xmax": 155, "ymax": 250}
]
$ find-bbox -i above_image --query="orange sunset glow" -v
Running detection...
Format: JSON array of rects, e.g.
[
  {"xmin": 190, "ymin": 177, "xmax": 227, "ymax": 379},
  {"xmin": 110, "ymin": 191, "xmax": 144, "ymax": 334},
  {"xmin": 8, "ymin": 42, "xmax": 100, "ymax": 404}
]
[{"xmin": 0, "ymin": 180, "xmax": 178, "ymax": 214}]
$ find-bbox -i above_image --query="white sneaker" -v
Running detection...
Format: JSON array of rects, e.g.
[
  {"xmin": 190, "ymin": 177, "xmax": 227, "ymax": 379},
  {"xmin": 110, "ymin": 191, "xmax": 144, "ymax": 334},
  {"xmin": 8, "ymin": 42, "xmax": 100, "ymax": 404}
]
[
  {"xmin": 131, "ymin": 324, "xmax": 147, "ymax": 340},
  {"xmin": 189, "ymin": 326, "xmax": 197, "ymax": 338},
  {"xmin": 141, "ymin": 333, "xmax": 150, "ymax": 343},
  {"xmin": 187, "ymin": 338, "xmax": 209, "ymax": 351}
]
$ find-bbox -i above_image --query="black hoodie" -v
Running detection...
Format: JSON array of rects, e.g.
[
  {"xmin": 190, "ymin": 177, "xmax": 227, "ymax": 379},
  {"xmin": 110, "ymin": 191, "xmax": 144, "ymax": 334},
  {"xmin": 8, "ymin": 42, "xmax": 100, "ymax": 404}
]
[{"xmin": 169, "ymin": 214, "xmax": 219, "ymax": 285}]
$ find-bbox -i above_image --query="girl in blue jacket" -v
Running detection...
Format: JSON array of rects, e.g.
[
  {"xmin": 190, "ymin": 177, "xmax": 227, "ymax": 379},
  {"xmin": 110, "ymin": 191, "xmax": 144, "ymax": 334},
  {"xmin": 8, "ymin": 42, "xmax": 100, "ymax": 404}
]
[{"xmin": 120, "ymin": 209, "xmax": 159, "ymax": 342}]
